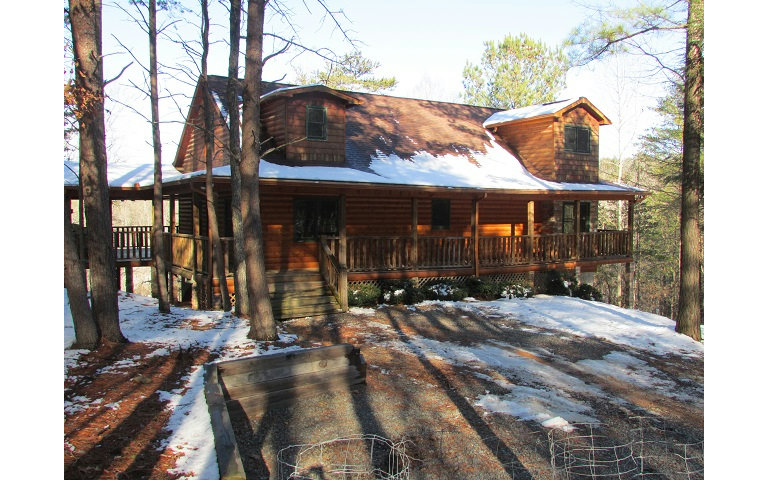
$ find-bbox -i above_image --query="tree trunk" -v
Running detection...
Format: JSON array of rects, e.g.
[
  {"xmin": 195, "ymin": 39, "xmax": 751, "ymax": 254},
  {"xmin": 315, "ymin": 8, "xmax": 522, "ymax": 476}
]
[
  {"xmin": 64, "ymin": 200, "xmax": 99, "ymax": 349},
  {"xmin": 70, "ymin": 0, "xmax": 126, "ymax": 344},
  {"xmin": 149, "ymin": 0, "xmax": 170, "ymax": 313},
  {"xmin": 242, "ymin": 0, "xmax": 277, "ymax": 340},
  {"xmin": 201, "ymin": 0, "xmax": 231, "ymax": 311},
  {"xmin": 676, "ymin": 0, "xmax": 703, "ymax": 341},
  {"xmin": 228, "ymin": 0, "xmax": 249, "ymax": 316}
]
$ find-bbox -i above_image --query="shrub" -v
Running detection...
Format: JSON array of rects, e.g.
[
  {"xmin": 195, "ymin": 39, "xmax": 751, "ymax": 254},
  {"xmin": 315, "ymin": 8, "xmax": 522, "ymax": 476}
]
[
  {"xmin": 423, "ymin": 280, "xmax": 468, "ymax": 301},
  {"xmin": 379, "ymin": 280, "xmax": 408, "ymax": 305},
  {"xmin": 573, "ymin": 283, "xmax": 603, "ymax": 302},
  {"xmin": 500, "ymin": 283, "xmax": 533, "ymax": 299},
  {"xmin": 543, "ymin": 270, "xmax": 577, "ymax": 296},
  {"xmin": 404, "ymin": 280, "xmax": 426, "ymax": 304},
  {"xmin": 348, "ymin": 284, "xmax": 381, "ymax": 307},
  {"xmin": 465, "ymin": 277, "xmax": 503, "ymax": 300}
]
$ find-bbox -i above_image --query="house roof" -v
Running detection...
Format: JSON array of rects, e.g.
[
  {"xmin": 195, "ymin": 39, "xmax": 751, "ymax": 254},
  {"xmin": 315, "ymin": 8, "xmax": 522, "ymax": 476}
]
[
  {"xmin": 64, "ymin": 160, "xmax": 181, "ymax": 189},
  {"xmin": 65, "ymin": 78, "xmax": 641, "ymax": 199},
  {"xmin": 199, "ymin": 76, "xmax": 636, "ymax": 195},
  {"xmin": 483, "ymin": 97, "xmax": 612, "ymax": 128}
]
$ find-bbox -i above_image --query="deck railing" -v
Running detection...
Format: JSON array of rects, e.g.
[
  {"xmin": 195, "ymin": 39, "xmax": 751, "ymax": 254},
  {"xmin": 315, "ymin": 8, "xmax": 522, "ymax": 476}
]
[
  {"xmin": 346, "ymin": 230, "xmax": 631, "ymax": 273},
  {"xmin": 108, "ymin": 228, "xmax": 629, "ymax": 276},
  {"xmin": 112, "ymin": 226, "xmax": 152, "ymax": 261}
]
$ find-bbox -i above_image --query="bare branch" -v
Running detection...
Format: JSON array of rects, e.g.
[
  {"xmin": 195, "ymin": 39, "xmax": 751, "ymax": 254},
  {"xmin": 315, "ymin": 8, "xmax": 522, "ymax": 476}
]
[{"xmin": 104, "ymin": 62, "xmax": 134, "ymax": 86}]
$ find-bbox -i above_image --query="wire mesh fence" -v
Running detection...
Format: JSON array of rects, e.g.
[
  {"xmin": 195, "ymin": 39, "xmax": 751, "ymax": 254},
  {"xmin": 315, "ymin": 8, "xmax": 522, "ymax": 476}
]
[
  {"xmin": 548, "ymin": 420, "xmax": 703, "ymax": 480},
  {"xmin": 548, "ymin": 423, "xmax": 638, "ymax": 479},
  {"xmin": 276, "ymin": 434, "xmax": 415, "ymax": 480},
  {"xmin": 274, "ymin": 417, "xmax": 701, "ymax": 480},
  {"xmin": 629, "ymin": 417, "xmax": 704, "ymax": 480}
]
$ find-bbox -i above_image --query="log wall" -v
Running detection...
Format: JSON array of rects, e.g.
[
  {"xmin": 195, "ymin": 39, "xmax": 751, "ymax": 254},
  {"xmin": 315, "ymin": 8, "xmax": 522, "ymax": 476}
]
[{"xmin": 554, "ymin": 108, "xmax": 601, "ymax": 183}]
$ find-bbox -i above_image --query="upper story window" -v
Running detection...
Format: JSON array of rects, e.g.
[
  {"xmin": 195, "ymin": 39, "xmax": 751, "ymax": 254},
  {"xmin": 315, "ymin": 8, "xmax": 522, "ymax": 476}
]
[
  {"xmin": 306, "ymin": 105, "xmax": 327, "ymax": 141},
  {"xmin": 564, "ymin": 125, "xmax": 591, "ymax": 154},
  {"xmin": 431, "ymin": 199, "xmax": 451, "ymax": 230}
]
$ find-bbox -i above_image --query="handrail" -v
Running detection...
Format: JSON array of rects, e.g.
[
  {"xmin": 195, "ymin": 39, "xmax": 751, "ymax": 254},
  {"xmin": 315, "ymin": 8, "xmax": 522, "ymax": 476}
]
[{"xmin": 318, "ymin": 235, "xmax": 346, "ymax": 310}]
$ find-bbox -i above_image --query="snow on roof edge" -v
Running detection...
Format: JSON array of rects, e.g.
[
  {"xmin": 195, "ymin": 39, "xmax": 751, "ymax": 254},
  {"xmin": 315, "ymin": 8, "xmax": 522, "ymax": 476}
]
[{"xmin": 482, "ymin": 98, "xmax": 580, "ymax": 128}]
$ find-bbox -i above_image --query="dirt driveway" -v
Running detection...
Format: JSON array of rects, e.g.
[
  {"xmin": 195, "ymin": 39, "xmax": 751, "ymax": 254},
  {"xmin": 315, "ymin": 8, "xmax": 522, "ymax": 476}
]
[{"xmin": 231, "ymin": 302, "xmax": 704, "ymax": 479}]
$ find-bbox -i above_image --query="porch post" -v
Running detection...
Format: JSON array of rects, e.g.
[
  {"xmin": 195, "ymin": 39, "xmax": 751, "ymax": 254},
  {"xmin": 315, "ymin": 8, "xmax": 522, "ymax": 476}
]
[
  {"xmin": 574, "ymin": 200, "xmax": 581, "ymax": 261},
  {"xmin": 169, "ymin": 194, "xmax": 176, "ymax": 303},
  {"xmin": 411, "ymin": 198, "xmax": 418, "ymax": 270},
  {"xmin": 339, "ymin": 194, "xmax": 348, "ymax": 311},
  {"xmin": 472, "ymin": 198, "xmax": 480, "ymax": 277},
  {"xmin": 125, "ymin": 265, "xmax": 133, "ymax": 293},
  {"xmin": 191, "ymin": 189, "xmax": 200, "ymax": 309},
  {"xmin": 527, "ymin": 200, "xmax": 534, "ymax": 264}
]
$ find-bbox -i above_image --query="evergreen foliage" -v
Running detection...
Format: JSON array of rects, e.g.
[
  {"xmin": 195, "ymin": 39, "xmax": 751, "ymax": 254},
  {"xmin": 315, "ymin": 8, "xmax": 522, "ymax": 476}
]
[
  {"xmin": 295, "ymin": 51, "xmax": 397, "ymax": 93},
  {"xmin": 461, "ymin": 33, "xmax": 569, "ymax": 109},
  {"xmin": 349, "ymin": 284, "xmax": 381, "ymax": 307}
]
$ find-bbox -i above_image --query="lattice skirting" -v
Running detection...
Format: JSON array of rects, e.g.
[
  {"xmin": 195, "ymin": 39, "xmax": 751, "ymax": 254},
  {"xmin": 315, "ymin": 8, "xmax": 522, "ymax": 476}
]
[{"xmin": 349, "ymin": 272, "xmax": 534, "ymax": 291}]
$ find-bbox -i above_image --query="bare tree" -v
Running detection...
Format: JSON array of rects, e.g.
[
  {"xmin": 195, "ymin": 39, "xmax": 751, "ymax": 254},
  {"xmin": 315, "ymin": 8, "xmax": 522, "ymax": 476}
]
[
  {"xmin": 201, "ymin": 0, "xmax": 231, "ymax": 311},
  {"xmin": 226, "ymin": 0, "xmax": 249, "ymax": 316},
  {"xmin": 149, "ymin": 0, "xmax": 171, "ymax": 312},
  {"xmin": 69, "ymin": 0, "xmax": 126, "ymax": 344},
  {"xmin": 64, "ymin": 200, "xmax": 100, "ymax": 349},
  {"xmin": 241, "ymin": 0, "xmax": 276, "ymax": 340}
]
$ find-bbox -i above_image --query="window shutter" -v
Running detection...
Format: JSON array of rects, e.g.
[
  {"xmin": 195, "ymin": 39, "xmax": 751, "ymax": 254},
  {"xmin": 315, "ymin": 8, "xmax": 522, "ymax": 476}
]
[{"xmin": 576, "ymin": 127, "xmax": 590, "ymax": 153}]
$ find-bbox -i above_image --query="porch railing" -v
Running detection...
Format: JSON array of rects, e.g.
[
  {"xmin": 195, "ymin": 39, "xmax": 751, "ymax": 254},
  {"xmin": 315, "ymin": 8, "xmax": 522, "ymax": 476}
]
[
  {"xmin": 112, "ymin": 226, "xmax": 152, "ymax": 261},
  {"xmin": 346, "ymin": 230, "xmax": 631, "ymax": 273},
  {"xmin": 318, "ymin": 235, "xmax": 348, "ymax": 310}
]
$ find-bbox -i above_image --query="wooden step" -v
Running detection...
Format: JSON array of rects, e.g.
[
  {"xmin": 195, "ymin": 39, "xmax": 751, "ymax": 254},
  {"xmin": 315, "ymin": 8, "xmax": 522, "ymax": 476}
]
[
  {"xmin": 270, "ymin": 286, "xmax": 333, "ymax": 299},
  {"xmin": 272, "ymin": 302, "xmax": 342, "ymax": 319},
  {"xmin": 271, "ymin": 295, "xmax": 338, "ymax": 310}
]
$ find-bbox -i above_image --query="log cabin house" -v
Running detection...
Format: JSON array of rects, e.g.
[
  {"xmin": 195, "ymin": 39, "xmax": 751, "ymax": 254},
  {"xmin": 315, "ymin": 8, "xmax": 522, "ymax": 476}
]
[{"xmin": 65, "ymin": 75, "xmax": 645, "ymax": 318}]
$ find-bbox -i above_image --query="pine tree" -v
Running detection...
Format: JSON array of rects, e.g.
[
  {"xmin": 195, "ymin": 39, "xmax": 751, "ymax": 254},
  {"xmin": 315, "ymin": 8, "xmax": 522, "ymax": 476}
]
[{"xmin": 462, "ymin": 33, "xmax": 568, "ymax": 109}]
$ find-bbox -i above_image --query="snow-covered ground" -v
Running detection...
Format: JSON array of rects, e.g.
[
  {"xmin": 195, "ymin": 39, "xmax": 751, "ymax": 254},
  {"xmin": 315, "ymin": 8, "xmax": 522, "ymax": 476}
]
[{"xmin": 64, "ymin": 291, "xmax": 703, "ymax": 479}]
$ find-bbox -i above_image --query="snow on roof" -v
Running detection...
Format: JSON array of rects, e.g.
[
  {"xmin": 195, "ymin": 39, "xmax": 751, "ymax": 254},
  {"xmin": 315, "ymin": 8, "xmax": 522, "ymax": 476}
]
[
  {"xmin": 482, "ymin": 98, "xmax": 579, "ymax": 128},
  {"xmin": 64, "ymin": 160, "xmax": 182, "ymax": 189},
  {"xmin": 164, "ymin": 132, "xmax": 641, "ymax": 194}
]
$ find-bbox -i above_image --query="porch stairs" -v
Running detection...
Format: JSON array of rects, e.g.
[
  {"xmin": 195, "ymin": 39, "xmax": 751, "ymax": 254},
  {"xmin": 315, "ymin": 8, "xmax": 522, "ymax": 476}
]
[{"xmin": 216, "ymin": 270, "xmax": 342, "ymax": 320}]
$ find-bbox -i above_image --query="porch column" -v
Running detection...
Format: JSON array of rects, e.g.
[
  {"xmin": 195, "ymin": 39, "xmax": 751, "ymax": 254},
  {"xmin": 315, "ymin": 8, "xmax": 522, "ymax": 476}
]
[
  {"xmin": 574, "ymin": 200, "xmax": 581, "ymax": 261},
  {"xmin": 169, "ymin": 195, "xmax": 176, "ymax": 303},
  {"xmin": 411, "ymin": 198, "xmax": 419, "ymax": 270},
  {"xmin": 125, "ymin": 265, "xmax": 134, "ymax": 293},
  {"xmin": 339, "ymin": 194, "xmax": 348, "ymax": 311},
  {"xmin": 472, "ymin": 198, "xmax": 480, "ymax": 277},
  {"xmin": 191, "ymin": 189, "xmax": 200, "ymax": 309},
  {"xmin": 527, "ymin": 200, "xmax": 534, "ymax": 264}
]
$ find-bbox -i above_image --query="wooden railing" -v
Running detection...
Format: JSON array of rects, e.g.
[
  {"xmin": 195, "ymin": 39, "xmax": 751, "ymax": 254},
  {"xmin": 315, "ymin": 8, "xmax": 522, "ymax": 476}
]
[
  {"xmin": 348, "ymin": 236, "xmax": 413, "ymax": 272},
  {"xmin": 419, "ymin": 236, "xmax": 473, "ymax": 269},
  {"xmin": 112, "ymin": 226, "xmax": 152, "ymax": 261},
  {"xmin": 346, "ymin": 230, "xmax": 631, "ymax": 273},
  {"xmin": 318, "ymin": 235, "xmax": 347, "ymax": 310},
  {"xmin": 164, "ymin": 232, "xmax": 209, "ymax": 275}
]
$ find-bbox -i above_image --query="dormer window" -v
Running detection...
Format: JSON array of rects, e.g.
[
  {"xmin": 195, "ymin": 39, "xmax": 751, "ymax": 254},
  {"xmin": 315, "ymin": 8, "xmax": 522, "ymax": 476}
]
[
  {"xmin": 564, "ymin": 125, "xmax": 591, "ymax": 154},
  {"xmin": 306, "ymin": 105, "xmax": 327, "ymax": 141}
]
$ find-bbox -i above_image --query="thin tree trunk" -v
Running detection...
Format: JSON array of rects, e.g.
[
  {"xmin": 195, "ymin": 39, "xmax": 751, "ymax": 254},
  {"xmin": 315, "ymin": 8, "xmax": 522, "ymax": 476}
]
[
  {"xmin": 201, "ymin": 0, "xmax": 231, "ymax": 311},
  {"xmin": 70, "ymin": 0, "xmax": 126, "ymax": 344},
  {"xmin": 64, "ymin": 200, "xmax": 99, "ymax": 349},
  {"xmin": 228, "ymin": 0, "xmax": 249, "ymax": 316},
  {"xmin": 149, "ymin": 0, "xmax": 170, "ymax": 313},
  {"xmin": 242, "ymin": 0, "xmax": 277, "ymax": 340},
  {"xmin": 676, "ymin": 0, "xmax": 703, "ymax": 341}
]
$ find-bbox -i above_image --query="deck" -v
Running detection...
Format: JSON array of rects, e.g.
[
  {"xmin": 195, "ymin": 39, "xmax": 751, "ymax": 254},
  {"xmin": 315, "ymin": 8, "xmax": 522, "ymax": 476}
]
[{"xmin": 73, "ymin": 226, "xmax": 632, "ymax": 310}]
